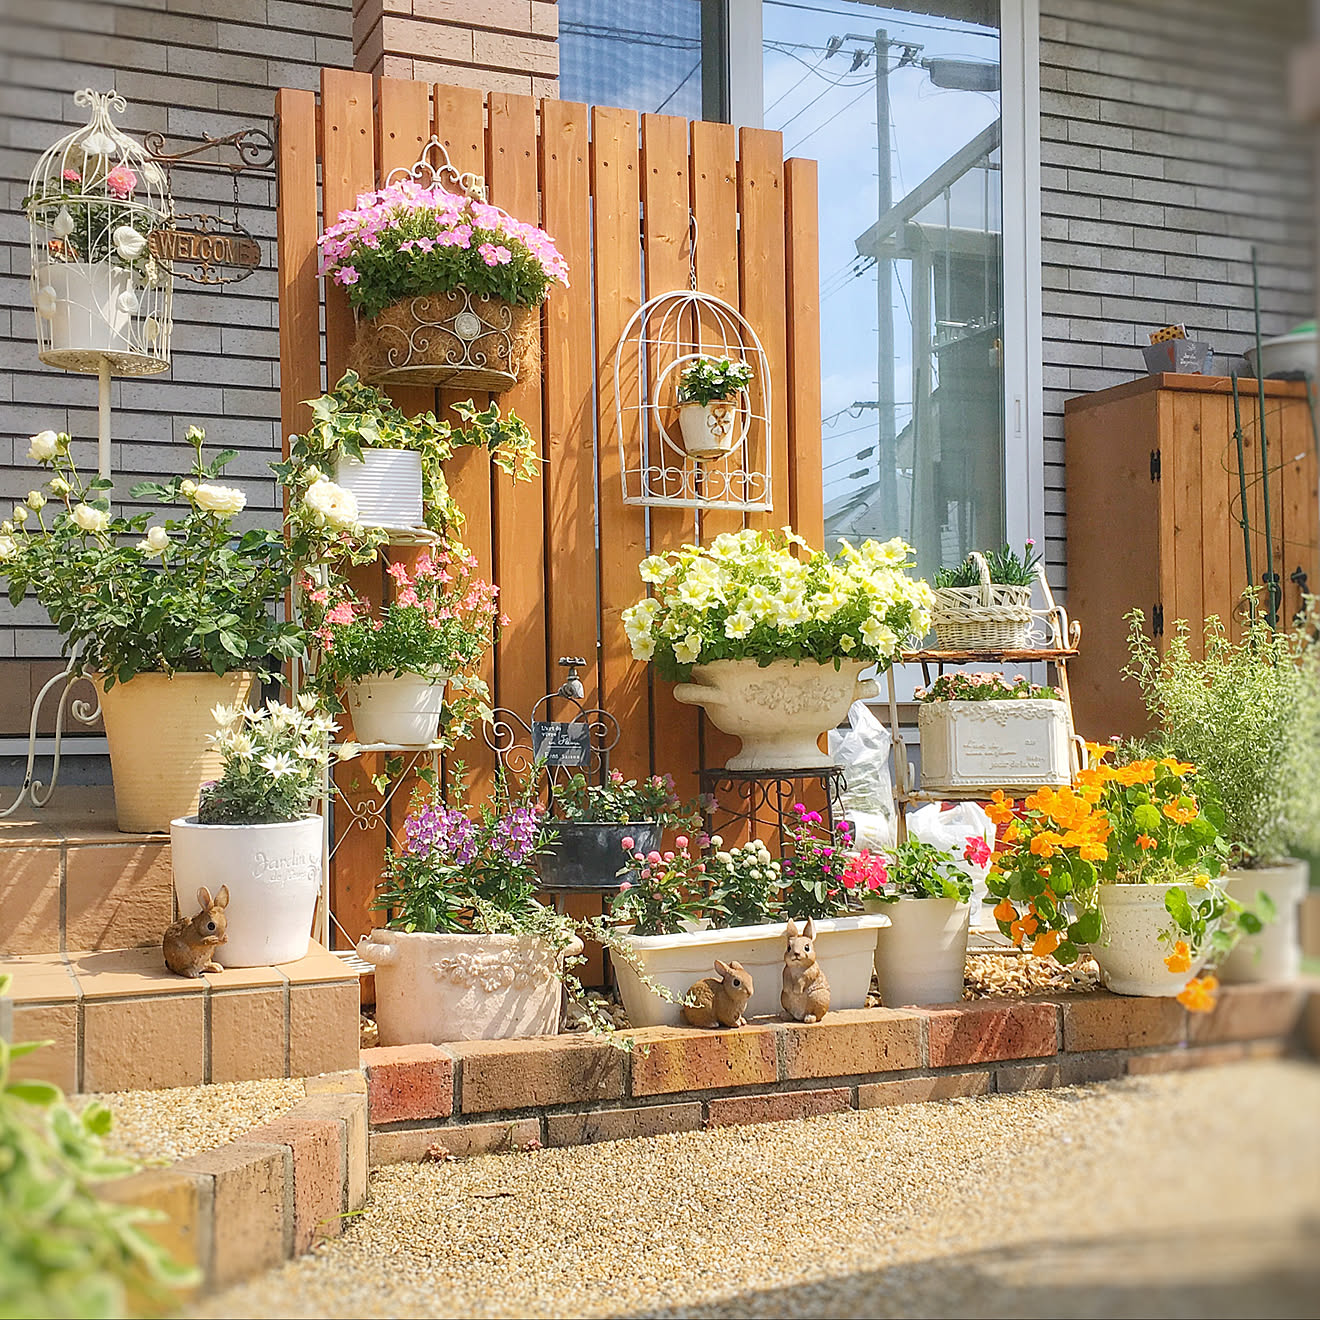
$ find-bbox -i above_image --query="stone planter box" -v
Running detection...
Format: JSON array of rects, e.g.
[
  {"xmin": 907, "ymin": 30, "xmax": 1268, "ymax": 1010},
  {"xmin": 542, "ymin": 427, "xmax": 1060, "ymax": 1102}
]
[{"xmin": 918, "ymin": 698, "xmax": 1072, "ymax": 794}]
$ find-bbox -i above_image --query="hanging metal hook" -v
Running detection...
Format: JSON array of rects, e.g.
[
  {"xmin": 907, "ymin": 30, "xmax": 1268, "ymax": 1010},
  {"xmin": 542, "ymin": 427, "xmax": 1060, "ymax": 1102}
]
[{"xmin": 688, "ymin": 212, "xmax": 699, "ymax": 291}]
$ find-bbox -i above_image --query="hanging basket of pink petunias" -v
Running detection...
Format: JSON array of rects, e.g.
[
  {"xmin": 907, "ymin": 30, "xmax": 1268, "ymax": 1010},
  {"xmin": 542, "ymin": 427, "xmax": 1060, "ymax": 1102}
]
[{"xmin": 318, "ymin": 136, "xmax": 569, "ymax": 392}]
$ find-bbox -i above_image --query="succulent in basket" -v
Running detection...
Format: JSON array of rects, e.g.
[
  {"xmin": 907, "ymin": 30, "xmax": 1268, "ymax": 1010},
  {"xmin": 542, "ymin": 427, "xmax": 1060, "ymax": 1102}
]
[{"xmin": 934, "ymin": 540, "xmax": 1041, "ymax": 590}]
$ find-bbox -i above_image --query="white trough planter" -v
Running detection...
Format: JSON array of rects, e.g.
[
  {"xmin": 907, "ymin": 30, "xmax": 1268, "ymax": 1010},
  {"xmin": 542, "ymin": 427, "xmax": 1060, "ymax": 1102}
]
[
  {"xmin": 918, "ymin": 698, "xmax": 1072, "ymax": 794},
  {"xmin": 334, "ymin": 446, "xmax": 423, "ymax": 529},
  {"xmin": 611, "ymin": 914, "xmax": 889, "ymax": 1028}
]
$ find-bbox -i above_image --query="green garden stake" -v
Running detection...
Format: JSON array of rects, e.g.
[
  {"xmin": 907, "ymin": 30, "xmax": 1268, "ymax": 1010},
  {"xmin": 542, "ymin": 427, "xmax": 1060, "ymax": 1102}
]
[{"xmin": 1251, "ymin": 246, "xmax": 1277, "ymax": 629}]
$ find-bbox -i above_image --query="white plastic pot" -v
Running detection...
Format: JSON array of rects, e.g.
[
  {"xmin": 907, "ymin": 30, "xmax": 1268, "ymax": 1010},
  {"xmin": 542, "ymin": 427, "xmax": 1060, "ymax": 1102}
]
[
  {"xmin": 170, "ymin": 814, "xmax": 323, "ymax": 967},
  {"xmin": 918, "ymin": 698, "xmax": 1073, "ymax": 794},
  {"xmin": 678, "ymin": 399, "xmax": 739, "ymax": 459},
  {"xmin": 342, "ymin": 670, "xmax": 448, "ymax": 746},
  {"xmin": 1219, "ymin": 859, "xmax": 1308, "ymax": 984},
  {"xmin": 1092, "ymin": 882, "xmax": 1210, "ymax": 997},
  {"xmin": 611, "ymin": 914, "xmax": 890, "ymax": 1028},
  {"xmin": 866, "ymin": 896, "xmax": 970, "ymax": 1006},
  {"xmin": 673, "ymin": 658, "xmax": 879, "ymax": 770},
  {"xmin": 357, "ymin": 928, "xmax": 582, "ymax": 1045},
  {"xmin": 333, "ymin": 447, "xmax": 423, "ymax": 529},
  {"xmin": 38, "ymin": 261, "xmax": 134, "ymax": 355}
]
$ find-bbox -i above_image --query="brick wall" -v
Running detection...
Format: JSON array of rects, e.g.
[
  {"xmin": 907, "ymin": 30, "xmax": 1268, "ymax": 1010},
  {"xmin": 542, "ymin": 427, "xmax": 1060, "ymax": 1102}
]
[{"xmin": 1038, "ymin": 0, "xmax": 1315, "ymax": 589}]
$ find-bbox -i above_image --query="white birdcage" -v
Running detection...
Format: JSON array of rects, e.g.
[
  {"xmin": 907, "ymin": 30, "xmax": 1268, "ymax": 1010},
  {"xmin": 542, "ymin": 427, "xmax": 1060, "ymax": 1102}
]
[{"xmin": 26, "ymin": 88, "xmax": 172, "ymax": 374}]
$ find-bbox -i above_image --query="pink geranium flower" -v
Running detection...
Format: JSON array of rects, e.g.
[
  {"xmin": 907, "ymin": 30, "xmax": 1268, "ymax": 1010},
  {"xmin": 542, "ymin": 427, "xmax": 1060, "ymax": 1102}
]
[{"xmin": 963, "ymin": 836, "xmax": 992, "ymax": 867}]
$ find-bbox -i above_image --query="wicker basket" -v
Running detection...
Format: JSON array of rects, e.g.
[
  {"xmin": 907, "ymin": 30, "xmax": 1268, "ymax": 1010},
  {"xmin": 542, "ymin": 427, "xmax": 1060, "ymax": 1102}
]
[
  {"xmin": 348, "ymin": 287, "xmax": 537, "ymax": 392},
  {"xmin": 931, "ymin": 551, "xmax": 1033, "ymax": 650}
]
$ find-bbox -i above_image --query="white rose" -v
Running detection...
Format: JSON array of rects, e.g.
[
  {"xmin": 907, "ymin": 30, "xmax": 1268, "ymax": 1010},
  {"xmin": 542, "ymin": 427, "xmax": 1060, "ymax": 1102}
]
[
  {"xmin": 26, "ymin": 491, "xmax": 45, "ymax": 512},
  {"xmin": 27, "ymin": 431, "xmax": 60, "ymax": 463},
  {"xmin": 0, "ymin": 535, "xmax": 17, "ymax": 561},
  {"xmin": 145, "ymin": 525, "xmax": 170, "ymax": 551},
  {"xmin": 113, "ymin": 225, "xmax": 147, "ymax": 260},
  {"xmin": 193, "ymin": 483, "xmax": 246, "ymax": 516},
  {"xmin": 180, "ymin": 479, "xmax": 197, "ymax": 497},
  {"xmin": 12, "ymin": 506, "xmax": 27, "ymax": 524},
  {"xmin": 302, "ymin": 478, "xmax": 358, "ymax": 531},
  {"xmin": 48, "ymin": 477, "xmax": 70, "ymax": 497},
  {"xmin": 71, "ymin": 503, "xmax": 109, "ymax": 533}
]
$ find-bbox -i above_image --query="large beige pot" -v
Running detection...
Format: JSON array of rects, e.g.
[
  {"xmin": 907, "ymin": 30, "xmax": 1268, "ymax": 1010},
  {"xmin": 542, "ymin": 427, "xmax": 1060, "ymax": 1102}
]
[
  {"xmin": 1219, "ymin": 859, "xmax": 1308, "ymax": 983},
  {"xmin": 97, "ymin": 671, "xmax": 254, "ymax": 833}
]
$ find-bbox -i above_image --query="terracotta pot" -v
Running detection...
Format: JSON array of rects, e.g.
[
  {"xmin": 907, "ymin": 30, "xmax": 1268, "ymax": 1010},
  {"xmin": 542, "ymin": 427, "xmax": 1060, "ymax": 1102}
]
[
  {"xmin": 1219, "ymin": 859, "xmax": 1308, "ymax": 983},
  {"xmin": 97, "ymin": 670, "xmax": 254, "ymax": 833},
  {"xmin": 866, "ymin": 896, "xmax": 971, "ymax": 1006},
  {"xmin": 1092, "ymin": 882, "xmax": 1211, "ymax": 997}
]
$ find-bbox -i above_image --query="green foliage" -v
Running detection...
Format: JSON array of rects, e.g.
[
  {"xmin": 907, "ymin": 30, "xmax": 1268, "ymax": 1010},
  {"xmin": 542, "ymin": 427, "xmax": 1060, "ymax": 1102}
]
[
  {"xmin": 868, "ymin": 839, "xmax": 974, "ymax": 903},
  {"xmin": 934, "ymin": 540, "xmax": 1041, "ymax": 589},
  {"xmin": 0, "ymin": 976, "xmax": 196, "ymax": 1318},
  {"xmin": 25, "ymin": 178, "xmax": 156, "ymax": 272},
  {"xmin": 917, "ymin": 671, "xmax": 1060, "ymax": 703},
  {"xmin": 675, "ymin": 356, "xmax": 754, "ymax": 406},
  {"xmin": 549, "ymin": 770, "xmax": 685, "ymax": 825}
]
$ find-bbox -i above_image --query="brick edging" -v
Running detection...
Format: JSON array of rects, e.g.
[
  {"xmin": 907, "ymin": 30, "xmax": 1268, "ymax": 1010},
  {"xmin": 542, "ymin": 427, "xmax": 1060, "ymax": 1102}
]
[
  {"xmin": 98, "ymin": 1071, "xmax": 368, "ymax": 1291},
  {"xmin": 363, "ymin": 983, "xmax": 1320, "ymax": 1165}
]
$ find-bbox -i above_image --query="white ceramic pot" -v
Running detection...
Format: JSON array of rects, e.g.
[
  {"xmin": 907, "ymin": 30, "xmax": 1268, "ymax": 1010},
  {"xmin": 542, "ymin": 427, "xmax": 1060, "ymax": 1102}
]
[
  {"xmin": 673, "ymin": 658, "xmax": 879, "ymax": 770},
  {"xmin": 611, "ymin": 914, "xmax": 890, "ymax": 1028},
  {"xmin": 1219, "ymin": 859, "xmax": 1308, "ymax": 984},
  {"xmin": 357, "ymin": 928, "xmax": 582, "ymax": 1045},
  {"xmin": 1092, "ymin": 882, "xmax": 1211, "ymax": 997},
  {"xmin": 170, "ymin": 814, "xmax": 322, "ymax": 967},
  {"xmin": 342, "ymin": 670, "xmax": 448, "ymax": 746},
  {"xmin": 333, "ymin": 447, "xmax": 423, "ymax": 529},
  {"xmin": 866, "ymin": 896, "xmax": 970, "ymax": 1006},
  {"xmin": 38, "ymin": 261, "xmax": 134, "ymax": 355},
  {"xmin": 1245, "ymin": 329, "xmax": 1316, "ymax": 380},
  {"xmin": 918, "ymin": 698, "xmax": 1072, "ymax": 794},
  {"xmin": 678, "ymin": 399, "xmax": 739, "ymax": 459}
]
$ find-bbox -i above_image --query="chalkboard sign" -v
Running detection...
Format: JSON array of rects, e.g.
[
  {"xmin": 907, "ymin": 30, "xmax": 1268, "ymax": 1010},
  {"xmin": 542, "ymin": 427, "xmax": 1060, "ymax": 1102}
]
[{"xmin": 532, "ymin": 720, "xmax": 591, "ymax": 767}]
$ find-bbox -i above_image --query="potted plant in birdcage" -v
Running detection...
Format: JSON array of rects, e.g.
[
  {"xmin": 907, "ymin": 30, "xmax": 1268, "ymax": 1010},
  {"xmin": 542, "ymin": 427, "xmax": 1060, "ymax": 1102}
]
[
  {"xmin": 855, "ymin": 839, "xmax": 978, "ymax": 1006},
  {"xmin": 623, "ymin": 528, "xmax": 932, "ymax": 771},
  {"xmin": 170, "ymin": 699, "xmax": 360, "ymax": 967},
  {"xmin": 317, "ymin": 173, "xmax": 569, "ymax": 391},
  {"xmin": 917, "ymin": 671, "xmax": 1074, "ymax": 795},
  {"xmin": 300, "ymin": 547, "xmax": 499, "ymax": 749},
  {"xmin": 277, "ymin": 371, "xmax": 538, "ymax": 548},
  {"xmin": 0, "ymin": 427, "xmax": 303, "ymax": 833},
  {"xmin": 930, "ymin": 541, "xmax": 1040, "ymax": 650},
  {"xmin": 674, "ymin": 356, "xmax": 753, "ymax": 459},
  {"xmin": 1125, "ymin": 607, "xmax": 1320, "ymax": 982}
]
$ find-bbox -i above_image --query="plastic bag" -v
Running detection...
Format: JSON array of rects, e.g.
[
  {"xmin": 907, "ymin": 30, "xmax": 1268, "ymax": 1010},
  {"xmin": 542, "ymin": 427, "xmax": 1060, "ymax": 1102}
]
[
  {"xmin": 905, "ymin": 800, "xmax": 997, "ymax": 928},
  {"xmin": 829, "ymin": 700, "xmax": 897, "ymax": 852}
]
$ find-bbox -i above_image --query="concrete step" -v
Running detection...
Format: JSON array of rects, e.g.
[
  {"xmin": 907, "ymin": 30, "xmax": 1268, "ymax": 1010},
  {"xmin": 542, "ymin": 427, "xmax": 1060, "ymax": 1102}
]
[{"xmin": 1, "ymin": 943, "xmax": 360, "ymax": 1093}]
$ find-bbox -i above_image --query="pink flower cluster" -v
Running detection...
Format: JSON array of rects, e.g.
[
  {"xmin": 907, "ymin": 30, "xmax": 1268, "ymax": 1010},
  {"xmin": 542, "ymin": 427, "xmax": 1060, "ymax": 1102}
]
[
  {"xmin": 840, "ymin": 849, "xmax": 890, "ymax": 893},
  {"xmin": 105, "ymin": 165, "xmax": 137, "ymax": 198}
]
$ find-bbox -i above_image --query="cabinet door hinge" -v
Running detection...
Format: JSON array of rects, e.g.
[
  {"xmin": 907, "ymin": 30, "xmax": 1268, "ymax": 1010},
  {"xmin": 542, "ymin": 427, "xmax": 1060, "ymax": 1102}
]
[
  {"xmin": 1152, "ymin": 603, "xmax": 1165, "ymax": 637},
  {"xmin": 1150, "ymin": 448, "xmax": 1161, "ymax": 481}
]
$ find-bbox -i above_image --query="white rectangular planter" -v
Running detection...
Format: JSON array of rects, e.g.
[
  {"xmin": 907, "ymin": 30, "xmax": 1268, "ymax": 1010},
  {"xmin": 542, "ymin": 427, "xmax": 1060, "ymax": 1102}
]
[
  {"xmin": 611, "ymin": 914, "xmax": 889, "ymax": 1028},
  {"xmin": 918, "ymin": 699, "xmax": 1071, "ymax": 795}
]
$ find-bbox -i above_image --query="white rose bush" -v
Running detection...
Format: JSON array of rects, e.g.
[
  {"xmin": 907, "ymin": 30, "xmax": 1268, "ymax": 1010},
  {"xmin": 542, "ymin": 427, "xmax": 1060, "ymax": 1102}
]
[
  {"xmin": 1, "ymin": 424, "xmax": 303, "ymax": 687},
  {"xmin": 622, "ymin": 527, "xmax": 934, "ymax": 681}
]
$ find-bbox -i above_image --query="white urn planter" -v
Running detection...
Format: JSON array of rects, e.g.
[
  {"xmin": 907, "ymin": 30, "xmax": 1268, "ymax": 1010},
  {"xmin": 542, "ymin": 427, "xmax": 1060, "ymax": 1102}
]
[
  {"xmin": 343, "ymin": 670, "xmax": 448, "ymax": 746},
  {"xmin": 678, "ymin": 399, "xmax": 739, "ymax": 459},
  {"xmin": 170, "ymin": 815, "xmax": 322, "ymax": 967},
  {"xmin": 611, "ymin": 914, "xmax": 890, "ymax": 1029},
  {"xmin": 357, "ymin": 928, "xmax": 582, "ymax": 1045},
  {"xmin": 38, "ymin": 261, "xmax": 135, "ymax": 356},
  {"xmin": 1218, "ymin": 859, "xmax": 1308, "ymax": 984},
  {"xmin": 673, "ymin": 658, "xmax": 879, "ymax": 770},
  {"xmin": 866, "ymin": 897, "xmax": 971, "ymax": 1006},
  {"xmin": 1091, "ymin": 883, "xmax": 1211, "ymax": 997},
  {"xmin": 333, "ymin": 447, "xmax": 423, "ymax": 529},
  {"xmin": 918, "ymin": 698, "xmax": 1072, "ymax": 794}
]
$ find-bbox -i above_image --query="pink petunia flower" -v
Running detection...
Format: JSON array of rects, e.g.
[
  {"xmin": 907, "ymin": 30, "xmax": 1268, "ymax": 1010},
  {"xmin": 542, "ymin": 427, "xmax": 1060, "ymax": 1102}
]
[{"xmin": 333, "ymin": 266, "xmax": 360, "ymax": 286}]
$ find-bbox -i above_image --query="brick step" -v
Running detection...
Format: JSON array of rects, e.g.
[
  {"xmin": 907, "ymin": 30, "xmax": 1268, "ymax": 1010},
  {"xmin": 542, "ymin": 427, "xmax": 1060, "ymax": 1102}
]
[{"xmin": 0, "ymin": 943, "xmax": 360, "ymax": 1093}]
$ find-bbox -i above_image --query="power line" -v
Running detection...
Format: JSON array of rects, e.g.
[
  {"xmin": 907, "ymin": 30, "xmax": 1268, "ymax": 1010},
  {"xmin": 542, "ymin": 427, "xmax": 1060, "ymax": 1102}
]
[
  {"xmin": 786, "ymin": 79, "xmax": 875, "ymax": 155},
  {"xmin": 656, "ymin": 60, "xmax": 701, "ymax": 113}
]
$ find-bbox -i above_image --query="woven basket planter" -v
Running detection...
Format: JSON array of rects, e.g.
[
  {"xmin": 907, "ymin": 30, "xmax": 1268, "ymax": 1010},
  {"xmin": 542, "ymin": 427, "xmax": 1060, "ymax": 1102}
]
[
  {"xmin": 348, "ymin": 288, "xmax": 537, "ymax": 392},
  {"xmin": 931, "ymin": 552, "xmax": 1033, "ymax": 650}
]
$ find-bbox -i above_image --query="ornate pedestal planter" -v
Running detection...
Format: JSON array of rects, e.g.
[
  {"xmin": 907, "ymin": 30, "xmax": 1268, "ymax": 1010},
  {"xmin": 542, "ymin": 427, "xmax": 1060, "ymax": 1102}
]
[
  {"xmin": 918, "ymin": 698, "xmax": 1072, "ymax": 794},
  {"xmin": 357, "ymin": 928, "xmax": 582, "ymax": 1045},
  {"xmin": 343, "ymin": 671, "xmax": 448, "ymax": 746},
  {"xmin": 170, "ymin": 815, "xmax": 322, "ymax": 967},
  {"xmin": 611, "ymin": 914, "xmax": 889, "ymax": 1028},
  {"xmin": 333, "ymin": 447, "xmax": 423, "ymax": 528},
  {"xmin": 867, "ymin": 897, "xmax": 971, "ymax": 1006},
  {"xmin": 1092, "ymin": 883, "xmax": 1211, "ymax": 997},
  {"xmin": 537, "ymin": 822, "xmax": 660, "ymax": 891},
  {"xmin": 1219, "ymin": 859, "xmax": 1308, "ymax": 983},
  {"xmin": 673, "ymin": 658, "xmax": 879, "ymax": 770}
]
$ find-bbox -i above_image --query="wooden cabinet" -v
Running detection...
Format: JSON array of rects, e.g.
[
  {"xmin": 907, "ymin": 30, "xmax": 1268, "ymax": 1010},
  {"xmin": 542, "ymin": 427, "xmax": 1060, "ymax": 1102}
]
[{"xmin": 1064, "ymin": 372, "xmax": 1316, "ymax": 740}]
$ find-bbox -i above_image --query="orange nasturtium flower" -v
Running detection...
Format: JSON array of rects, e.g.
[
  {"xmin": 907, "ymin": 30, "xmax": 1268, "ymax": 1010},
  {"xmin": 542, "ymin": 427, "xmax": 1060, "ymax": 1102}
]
[
  {"xmin": 993, "ymin": 898, "xmax": 1017, "ymax": 924},
  {"xmin": 986, "ymin": 790, "xmax": 1016, "ymax": 825},
  {"xmin": 1160, "ymin": 758, "xmax": 1196, "ymax": 775},
  {"xmin": 1029, "ymin": 830, "xmax": 1065, "ymax": 858},
  {"xmin": 1009, "ymin": 911, "xmax": 1039, "ymax": 946},
  {"xmin": 1163, "ymin": 939, "xmax": 1192, "ymax": 973},
  {"xmin": 1032, "ymin": 929, "xmax": 1062, "ymax": 957},
  {"xmin": 1162, "ymin": 798, "xmax": 1198, "ymax": 826},
  {"xmin": 1136, "ymin": 833, "xmax": 1157, "ymax": 851},
  {"xmin": 1176, "ymin": 974, "xmax": 1218, "ymax": 1013}
]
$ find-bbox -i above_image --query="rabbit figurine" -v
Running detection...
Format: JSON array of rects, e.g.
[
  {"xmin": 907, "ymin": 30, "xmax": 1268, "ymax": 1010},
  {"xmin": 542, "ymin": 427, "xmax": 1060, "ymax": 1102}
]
[
  {"xmin": 163, "ymin": 885, "xmax": 230, "ymax": 977},
  {"xmin": 682, "ymin": 959, "xmax": 754, "ymax": 1028},
  {"xmin": 781, "ymin": 917, "xmax": 831, "ymax": 1023}
]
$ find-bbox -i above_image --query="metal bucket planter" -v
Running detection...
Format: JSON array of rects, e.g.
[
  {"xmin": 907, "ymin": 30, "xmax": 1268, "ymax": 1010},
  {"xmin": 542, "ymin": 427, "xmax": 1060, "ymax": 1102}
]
[
  {"xmin": 537, "ymin": 822, "xmax": 661, "ymax": 891},
  {"xmin": 333, "ymin": 447, "xmax": 423, "ymax": 529}
]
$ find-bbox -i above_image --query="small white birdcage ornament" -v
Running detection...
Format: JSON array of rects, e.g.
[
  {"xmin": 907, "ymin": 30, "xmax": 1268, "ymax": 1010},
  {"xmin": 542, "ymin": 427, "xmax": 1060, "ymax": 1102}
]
[
  {"xmin": 613, "ymin": 247, "xmax": 772, "ymax": 510},
  {"xmin": 26, "ymin": 88, "xmax": 172, "ymax": 374}
]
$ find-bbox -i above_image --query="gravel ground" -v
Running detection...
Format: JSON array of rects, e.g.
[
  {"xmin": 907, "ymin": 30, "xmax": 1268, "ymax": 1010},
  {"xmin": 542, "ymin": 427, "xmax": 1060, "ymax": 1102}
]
[
  {"xmin": 194, "ymin": 1059, "xmax": 1320, "ymax": 1319},
  {"xmin": 74, "ymin": 1077, "xmax": 306, "ymax": 1164}
]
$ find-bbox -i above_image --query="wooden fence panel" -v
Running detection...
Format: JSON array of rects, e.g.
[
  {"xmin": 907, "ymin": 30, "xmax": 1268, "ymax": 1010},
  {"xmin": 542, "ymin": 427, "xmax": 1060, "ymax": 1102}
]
[{"xmin": 785, "ymin": 157, "xmax": 823, "ymax": 546}]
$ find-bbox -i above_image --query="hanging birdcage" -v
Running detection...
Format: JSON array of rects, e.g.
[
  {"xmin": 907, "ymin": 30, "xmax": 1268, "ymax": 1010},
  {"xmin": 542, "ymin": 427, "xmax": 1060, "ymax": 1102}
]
[{"xmin": 26, "ymin": 88, "xmax": 172, "ymax": 375}]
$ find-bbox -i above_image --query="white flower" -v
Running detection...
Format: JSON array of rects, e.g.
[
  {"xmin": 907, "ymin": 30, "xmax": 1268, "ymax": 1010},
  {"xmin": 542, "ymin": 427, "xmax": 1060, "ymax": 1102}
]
[
  {"xmin": 193, "ymin": 483, "xmax": 246, "ymax": 517},
  {"xmin": 639, "ymin": 555, "xmax": 671, "ymax": 585},
  {"xmin": 230, "ymin": 733, "xmax": 254, "ymax": 760},
  {"xmin": 303, "ymin": 465, "xmax": 321, "ymax": 483},
  {"xmin": 723, "ymin": 612, "xmax": 754, "ymax": 640},
  {"xmin": 211, "ymin": 703, "xmax": 239, "ymax": 731},
  {"xmin": 48, "ymin": 476, "xmax": 70, "ymax": 496},
  {"xmin": 259, "ymin": 751, "xmax": 297, "ymax": 779},
  {"xmin": 709, "ymin": 835, "xmax": 723, "ymax": 849},
  {"xmin": 27, "ymin": 431, "xmax": 60, "ymax": 463},
  {"xmin": 297, "ymin": 692, "xmax": 319, "ymax": 712},
  {"xmin": 839, "ymin": 633, "xmax": 857, "ymax": 653},
  {"xmin": 12, "ymin": 506, "xmax": 27, "ymax": 524},
  {"xmin": 145, "ymin": 525, "xmax": 169, "ymax": 552},
  {"xmin": 302, "ymin": 479, "xmax": 357, "ymax": 530},
  {"xmin": 26, "ymin": 491, "xmax": 45, "ymax": 512},
  {"xmin": 0, "ymin": 536, "xmax": 17, "ymax": 562},
  {"xmin": 35, "ymin": 285, "xmax": 57, "ymax": 318},
  {"xmin": 337, "ymin": 741, "xmax": 362, "ymax": 762},
  {"xmin": 180, "ymin": 479, "xmax": 197, "ymax": 497},
  {"xmin": 295, "ymin": 741, "xmax": 327, "ymax": 764},
  {"xmin": 116, "ymin": 288, "xmax": 140, "ymax": 316},
  {"xmin": 716, "ymin": 851, "xmax": 733, "ymax": 865},
  {"xmin": 52, "ymin": 207, "xmax": 75, "ymax": 239},
  {"xmin": 70, "ymin": 503, "xmax": 109, "ymax": 533},
  {"xmin": 113, "ymin": 225, "xmax": 147, "ymax": 260},
  {"xmin": 860, "ymin": 617, "xmax": 897, "ymax": 653},
  {"xmin": 630, "ymin": 632, "xmax": 656, "ymax": 661},
  {"xmin": 674, "ymin": 631, "xmax": 703, "ymax": 665},
  {"xmin": 134, "ymin": 538, "xmax": 154, "ymax": 553}
]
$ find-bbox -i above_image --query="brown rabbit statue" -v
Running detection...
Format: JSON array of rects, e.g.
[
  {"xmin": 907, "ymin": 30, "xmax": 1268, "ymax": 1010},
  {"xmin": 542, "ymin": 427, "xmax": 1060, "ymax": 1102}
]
[
  {"xmin": 781, "ymin": 917, "xmax": 831, "ymax": 1023},
  {"xmin": 163, "ymin": 885, "xmax": 230, "ymax": 977},
  {"xmin": 682, "ymin": 959, "xmax": 754, "ymax": 1028}
]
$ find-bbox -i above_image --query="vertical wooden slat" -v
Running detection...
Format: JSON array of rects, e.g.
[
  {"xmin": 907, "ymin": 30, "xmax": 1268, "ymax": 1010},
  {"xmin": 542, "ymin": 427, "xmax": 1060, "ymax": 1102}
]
[
  {"xmin": 488, "ymin": 92, "xmax": 550, "ymax": 731},
  {"xmin": 540, "ymin": 99, "xmax": 599, "ymax": 702},
  {"xmin": 784, "ymin": 158, "xmax": 823, "ymax": 545},
  {"xmin": 1156, "ymin": 388, "xmax": 1178, "ymax": 655},
  {"xmin": 1282, "ymin": 392, "xmax": 1318, "ymax": 626},
  {"xmin": 1171, "ymin": 391, "xmax": 1203, "ymax": 656},
  {"xmin": 1199, "ymin": 392, "xmax": 1233, "ymax": 631},
  {"xmin": 593, "ymin": 105, "xmax": 651, "ymax": 778},
  {"xmin": 737, "ymin": 128, "xmax": 790, "ymax": 533},
  {"xmin": 641, "ymin": 113, "xmax": 702, "ymax": 799}
]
